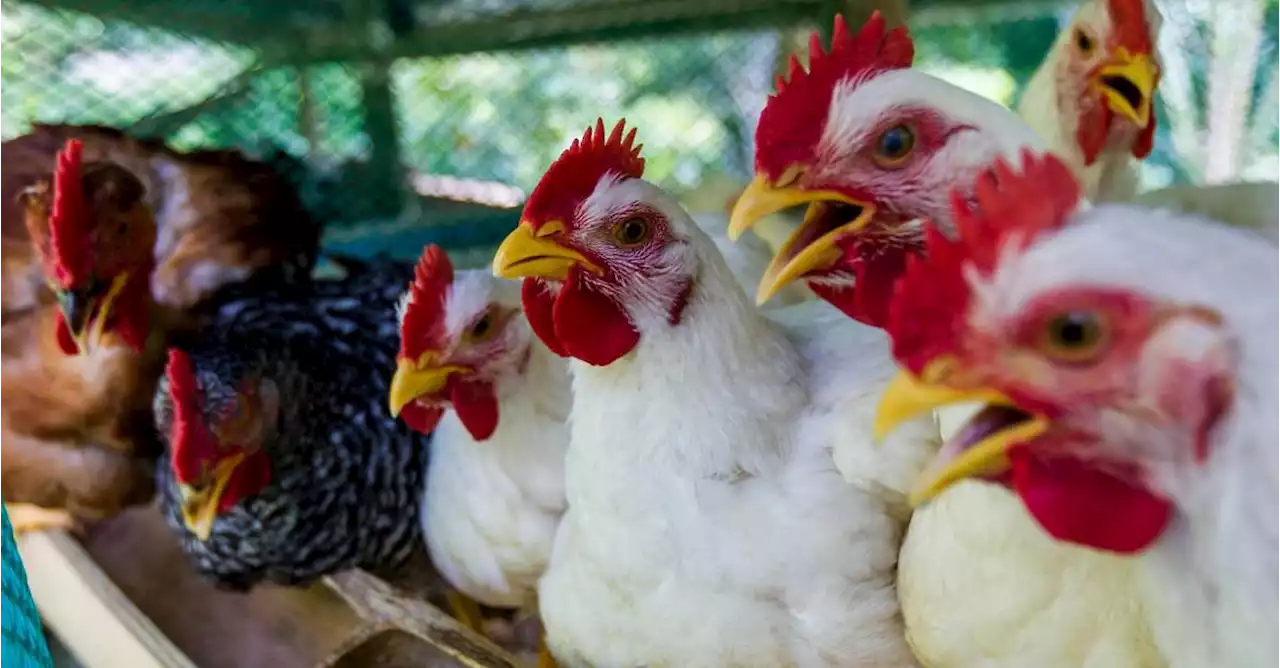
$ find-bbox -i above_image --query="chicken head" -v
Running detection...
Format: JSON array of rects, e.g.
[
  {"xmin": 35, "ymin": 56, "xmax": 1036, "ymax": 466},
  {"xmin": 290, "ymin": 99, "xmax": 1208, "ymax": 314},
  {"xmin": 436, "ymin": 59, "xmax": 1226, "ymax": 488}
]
[
  {"xmin": 491, "ymin": 119, "xmax": 699, "ymax": 367},
  {"xmin": 1055, "ymin": 0, "xmax": 1161, "ymax": 166},
  {"xmin": 19, "ymin": 139, "xmax": 157, "ymax": 354},
  {"xmin": 870, "ymin": 150, "xmax": 1245, "ymax": 555},
  {"xmin": 163, "ymin": 348, "xmax": 276, "ymax": 541},
  {"xmin": 729, "ymin": 12, "xmax": 1043, "ymax": 327},
  {"xmin": 388, "ymin": 244, "xmax": 527, "ymax": 440}
]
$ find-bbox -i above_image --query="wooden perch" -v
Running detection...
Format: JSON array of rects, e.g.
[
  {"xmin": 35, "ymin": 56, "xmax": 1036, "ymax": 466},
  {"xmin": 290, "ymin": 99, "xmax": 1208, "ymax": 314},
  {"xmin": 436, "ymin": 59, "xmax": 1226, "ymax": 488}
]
[
  {"xmin": 324, "ymin": 569, "xmax": 519, "ymax": 668},
  {"xmin": 17, "ymin": 529, "xmax": 198, "ymax": 668}
]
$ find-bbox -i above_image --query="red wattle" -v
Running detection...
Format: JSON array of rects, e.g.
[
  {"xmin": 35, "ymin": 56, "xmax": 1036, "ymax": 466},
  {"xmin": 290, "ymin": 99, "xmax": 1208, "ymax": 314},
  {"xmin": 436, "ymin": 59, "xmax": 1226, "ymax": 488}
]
[
  {"xmin": 451, "ymin": 379, "xmax": 499, "ymax": 441},
  {"xmin": 114, "ymin": 277, "xmax": 152, "ymax": 352},
  {"xmin": 1133, "ymin": 115, "xmax": 1156, "ymax": 159},
  {"xmin": 1009, "ymin": 449, "xmax": 1173, "ymax": 555},
  {"xmin": 400, "ymin": 402, "xmax": 445, "ymax": 436},
  {"xmin": 1076, "ymin": 104, "xmax": 1110, "ymax": 166},
  {"xmin": 218, "ymin": 448, "xmax": 273, "ymax": 513},
  {"xmin": 551, "ymin": 268, "xmax": 639, "ymax": 366},
  {"xmin": 522, "ymin": 279, "xmax": 566, "ymax": 357}
]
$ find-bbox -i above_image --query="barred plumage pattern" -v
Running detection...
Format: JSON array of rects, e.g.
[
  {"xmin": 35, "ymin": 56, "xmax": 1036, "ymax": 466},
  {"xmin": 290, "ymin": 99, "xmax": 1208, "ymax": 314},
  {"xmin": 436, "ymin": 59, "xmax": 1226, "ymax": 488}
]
[{"xmin": 153, "ymin": 257, "xmax": 430, "ymax": 591}]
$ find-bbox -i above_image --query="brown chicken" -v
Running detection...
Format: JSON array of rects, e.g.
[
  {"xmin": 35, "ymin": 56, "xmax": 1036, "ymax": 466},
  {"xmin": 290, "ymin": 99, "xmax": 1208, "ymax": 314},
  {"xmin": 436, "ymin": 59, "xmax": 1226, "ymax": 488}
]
[
  {"xmin": 2, "ymin": 123, "xmax": 321, "ymax": 317},
  {"xmin": 3, "ymin": 143, "xmax": 165, "ymax": 532},
  {"xmin": 1, "ymin": 126, "xmax": 323, "ymax": 534}
]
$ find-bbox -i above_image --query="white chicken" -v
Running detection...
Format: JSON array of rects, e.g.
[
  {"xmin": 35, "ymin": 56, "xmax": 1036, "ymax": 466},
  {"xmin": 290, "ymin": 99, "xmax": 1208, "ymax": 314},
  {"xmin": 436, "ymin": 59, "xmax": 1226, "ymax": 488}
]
[
  {"xmin": 728, "ymin": 13, "xmax": 1166, "ymax": 668},
  {"xmin": 1017, "ymin": 0, "xmax": 1162, "ymax": 203},
  {"xmin": 875, "ymin": 149, "xmax": 1278, "ymax": 668},
  {"xmin": 388, "ymin": 244, "xmax": 570, "ymax": 640},
  {"xmin": 492, "ymin": 118, "xmax": 934, "ymax": 667}
]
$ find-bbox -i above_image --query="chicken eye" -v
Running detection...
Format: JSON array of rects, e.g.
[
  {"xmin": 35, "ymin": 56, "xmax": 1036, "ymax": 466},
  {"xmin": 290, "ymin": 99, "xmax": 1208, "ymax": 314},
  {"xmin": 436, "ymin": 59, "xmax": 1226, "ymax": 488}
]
[
  {"xmin": 468, "ymin": 310, "xmax": 496, "ymax": 342},
  {"xmin": 612, "ymin": 217, "xmax": 650, "ymax": 247},
  {"xmin": 1074, "ymin": 29, "xmax": 1095, "ymax": 55},
  {"xmin": 1041, "ymin": 310, "xmax": 1108, "ymax": 363},
  {"xmin": 873, "ymin": 125, "xmax": 915, "ymax": 166}
]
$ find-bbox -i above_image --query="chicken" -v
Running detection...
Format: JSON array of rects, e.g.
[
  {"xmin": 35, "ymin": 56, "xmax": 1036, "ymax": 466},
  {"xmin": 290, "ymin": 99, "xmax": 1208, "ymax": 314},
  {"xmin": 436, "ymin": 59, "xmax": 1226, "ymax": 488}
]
[
  {"xmin": 728, "ymin": 12, "xmax": 1045, "ymax": 327},
  {"xmin": 2, "ymin": 142, "xmax": 163, "ymax": 534},
  {"xmin": 728, "ymin": 14, "xmax": 1165, "ymax": 668},
  {"xmin": 2, "ymin": 124, "xmax": 321, "ymax": 316},
  {"xmin": 152, "ymin": 258, "xmax": 431, "ymax": 591},
  {"xmin": 386, "ymin": 244, "xmax": 569, "ymax": 640},
  {"xmin": 874, "ymin": 149, "xmax": 1277, "ymax": 668},
  {"xmin": 1017, "ymin": 0, "xmax": 1161, "ymax": 203},
  {"xmin": 491, "ymin": 118, "xmax": 928, "ymax": 667}
]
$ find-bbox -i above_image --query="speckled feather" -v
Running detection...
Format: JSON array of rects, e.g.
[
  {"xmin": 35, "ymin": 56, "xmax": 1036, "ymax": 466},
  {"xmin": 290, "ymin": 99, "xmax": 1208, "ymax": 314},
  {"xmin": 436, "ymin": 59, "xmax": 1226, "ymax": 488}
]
[{"xmin": 153, "ymin": 258, "xmax": 431, "ymax": 591}]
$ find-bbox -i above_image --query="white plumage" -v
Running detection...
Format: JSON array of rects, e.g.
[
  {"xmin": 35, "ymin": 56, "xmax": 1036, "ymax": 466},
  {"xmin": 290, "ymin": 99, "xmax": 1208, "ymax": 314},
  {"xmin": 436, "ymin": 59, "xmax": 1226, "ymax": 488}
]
[
  {"xmin": 533, "ymin": 178, "xmax": 930, "ymax": 667},
  {"xmin": 974, "ymin": 206, "xmax": 1278, "ymax": 667},
  {"xmin": 417, "ymin": 271, "xmax": 571, "ymax": 610}
]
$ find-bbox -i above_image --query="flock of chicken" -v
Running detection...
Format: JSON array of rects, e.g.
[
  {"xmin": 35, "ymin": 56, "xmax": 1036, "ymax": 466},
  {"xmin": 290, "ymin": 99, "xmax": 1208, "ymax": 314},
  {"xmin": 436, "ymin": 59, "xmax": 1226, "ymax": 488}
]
[{"xmin": 1, "ymin": 1, "xmax": 1276, "ymax": 667}]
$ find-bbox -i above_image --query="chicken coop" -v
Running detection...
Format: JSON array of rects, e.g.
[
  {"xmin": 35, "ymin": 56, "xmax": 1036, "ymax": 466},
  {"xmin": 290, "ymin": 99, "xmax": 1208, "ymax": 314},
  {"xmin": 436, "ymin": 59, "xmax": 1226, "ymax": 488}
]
[{"xmin": 2, "ymin": 0, "xmax": 1276, "ymax": 665}]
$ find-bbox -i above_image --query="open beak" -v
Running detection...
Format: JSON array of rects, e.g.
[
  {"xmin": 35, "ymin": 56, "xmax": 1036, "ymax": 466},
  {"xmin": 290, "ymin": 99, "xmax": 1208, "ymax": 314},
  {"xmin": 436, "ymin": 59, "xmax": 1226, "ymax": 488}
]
[
  {"xmin": 60, "ymin": 272, "xmax": 130, "ymax": 353},
  {"xmin": 388, "ymin": 357, "xmax": 469, "ymax": 417},
  {"xmin": 179, "ymin": 452, "xmax": 246, "ymax": 541},
  {"xmin": 492, "ymin": 221, "xmax": 602, "ymax": 280},
  {"xmin": 1095, "ymin": 48, "xmax": 1158, "ymax": 128},
  {"xmin": 874, "ymin": 364, "xmax": 1051, "ymax": 507},
  {"xmin": 753, "ymin": 196, "xmax": 875, "ymax": 305}
]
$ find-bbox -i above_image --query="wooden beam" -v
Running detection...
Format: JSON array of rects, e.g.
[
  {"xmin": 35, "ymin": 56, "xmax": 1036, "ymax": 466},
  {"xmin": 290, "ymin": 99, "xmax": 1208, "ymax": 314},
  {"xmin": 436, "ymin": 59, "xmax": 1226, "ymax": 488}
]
[{"xmin": 17, "ymin": 530, "xmax": 197, "ymax": 668}]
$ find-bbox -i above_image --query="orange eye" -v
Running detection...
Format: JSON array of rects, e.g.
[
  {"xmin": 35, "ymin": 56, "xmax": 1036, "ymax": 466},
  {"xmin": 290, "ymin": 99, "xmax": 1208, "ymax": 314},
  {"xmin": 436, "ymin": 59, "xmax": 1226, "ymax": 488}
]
[
  {"xmin": 1039, "ymin": 310, "xmax": 1109, "ymax": 363},
  {"xmin": 612, "ymin": 217, "xmax": 650, "ymax": 247},
  {"xmin": 873, "ymin": 125, "xmax": 915, "ymax": 167}
]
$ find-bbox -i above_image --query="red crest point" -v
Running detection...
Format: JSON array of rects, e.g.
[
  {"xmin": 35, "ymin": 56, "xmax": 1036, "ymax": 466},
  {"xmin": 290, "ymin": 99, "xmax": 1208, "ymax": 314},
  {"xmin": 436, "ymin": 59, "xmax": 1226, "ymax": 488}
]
[
  {"xmin": 523, "ymin": 118, "xmax": 646, "ymax": 229},
  {"xmin": 886, "ymin": 150, "xmax": 1083, "ymax": 373},
  {"xmin": 754, "ymin": 12, "xmax": 915, "ymax": 180},
  {"xmin": 50, "ymin": 139, "xmax": 92, "ymax": 288}
]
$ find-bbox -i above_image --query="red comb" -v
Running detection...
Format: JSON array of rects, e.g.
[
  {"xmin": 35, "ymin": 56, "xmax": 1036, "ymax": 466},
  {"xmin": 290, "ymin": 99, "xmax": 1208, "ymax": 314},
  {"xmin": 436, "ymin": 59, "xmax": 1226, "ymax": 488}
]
[
  {"xmin": 49, "ymin": 139, "xmax": 92, "ymax": 288},
  {"xmin": 886, "ymin": 150, "xmax": 1083, "ymax": 372},
  {"xmin": 1107, "ymin": 0, "xmax": 1155, "ymax": 54},
  {"xmin": 523, "ymin": 118, "xmax": 645, "ymax": 229},
  {"xmin": 399, "ymin": 244, "xmax": 455, "ymax": 359},
  {"xmin": 165, "ymin": 348, "xmax": 216, "ymax": 483},
  {"xmin": 754, "ymin": 12, "xmax": 914, "ymax": 180}
]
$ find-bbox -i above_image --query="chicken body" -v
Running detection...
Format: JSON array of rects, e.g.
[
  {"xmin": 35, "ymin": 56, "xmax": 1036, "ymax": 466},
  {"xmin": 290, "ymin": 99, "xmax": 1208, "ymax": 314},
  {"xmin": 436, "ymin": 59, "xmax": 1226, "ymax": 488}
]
[
  {"xmin": 884, "ymin": 200, "xmax": 1277, "ymax": 667},
  {"xmin": 1, "ymin": 305, "xmax": 160, "ymax": 518},
  {"xmin": 728, "ymin": 15, "xmax": 1172, "ymax": 667},
  {"xmin": 1023, "ymin": 210, "xmax": 1276, "ymax": 668},
  {"xmin": 1016, "ymin": 0, "xmax": 1162, "ymax": 203},
  {"xmin": 419, "ymin": 301, "xmax": 571, "ymax": 609},
  {"xmin": 499, "ymin": 161, "xmax": 926, "ymax": 666},
  {"xmin": 153, "ymin": 259, "xmax": 428, "ymax": 590}
]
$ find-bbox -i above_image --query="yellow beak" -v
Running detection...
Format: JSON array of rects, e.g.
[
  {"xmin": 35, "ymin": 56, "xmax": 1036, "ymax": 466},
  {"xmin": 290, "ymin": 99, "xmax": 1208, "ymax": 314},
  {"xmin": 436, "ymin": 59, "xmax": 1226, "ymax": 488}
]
[
  {"xmin": 179, "ymin": 452, "xmax": 246, "ymax": 541},
  {"xmin": 388, "ymin": 357, "xmax": 469, "ymax": 417},
  {"xmin": 1095, "ymin": 48, "xmax": 1158, "ymax": 128},
  {"xmin": 874, "ymin": 368, "xmax": 1050, "ymax": 507},
  {"xmin": 727, "ymin": 172, "xmax": 863, "ymax": 241},
  {"xmin": 492, "ymin": 220, "xmax": 602, "ymax": 280},
  {"xmin": 754, "ymin": 199, "xmax": 876, "ymax": 305},
  {"xmin": 63, "ymin": 271, "xmax": 130, "ymax": 355}
]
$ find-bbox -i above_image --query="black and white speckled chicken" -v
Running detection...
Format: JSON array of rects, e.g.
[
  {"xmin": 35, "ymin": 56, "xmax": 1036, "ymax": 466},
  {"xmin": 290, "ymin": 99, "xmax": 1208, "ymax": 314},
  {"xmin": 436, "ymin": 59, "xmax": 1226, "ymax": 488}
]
[{"xmin": 152, "ymin": 257, "xmax": 432, "ymax": 591}]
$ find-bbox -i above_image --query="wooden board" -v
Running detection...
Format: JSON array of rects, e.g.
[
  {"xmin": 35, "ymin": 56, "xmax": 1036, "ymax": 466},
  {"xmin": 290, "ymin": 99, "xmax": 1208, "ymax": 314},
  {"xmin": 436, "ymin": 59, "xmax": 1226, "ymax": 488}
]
[{"xmin": 16, "ymin": 505, "xmax": 524, "ymax": 668}]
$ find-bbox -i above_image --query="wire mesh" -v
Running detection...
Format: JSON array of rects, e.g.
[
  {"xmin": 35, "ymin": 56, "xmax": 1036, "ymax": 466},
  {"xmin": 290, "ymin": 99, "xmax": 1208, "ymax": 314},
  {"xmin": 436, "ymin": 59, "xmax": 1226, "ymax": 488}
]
[{"xmin": 2, "ymin": 0, "xmax": 1276, "ymax": 260}]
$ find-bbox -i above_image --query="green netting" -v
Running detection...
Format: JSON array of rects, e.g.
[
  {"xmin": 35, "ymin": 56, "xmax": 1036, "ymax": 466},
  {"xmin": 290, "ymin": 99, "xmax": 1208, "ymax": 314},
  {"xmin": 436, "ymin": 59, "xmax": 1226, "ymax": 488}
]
[{"xmin": 2, "ymin": 0, "xmax": 1276, "ymax": 262}]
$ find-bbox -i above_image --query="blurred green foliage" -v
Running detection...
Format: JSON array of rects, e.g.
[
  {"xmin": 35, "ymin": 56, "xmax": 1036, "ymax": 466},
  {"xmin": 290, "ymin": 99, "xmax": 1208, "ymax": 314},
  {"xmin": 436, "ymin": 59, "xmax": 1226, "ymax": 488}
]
[{"xmin": 2, "ymin": 0, "xmax": 1276, "ymax": 238}]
